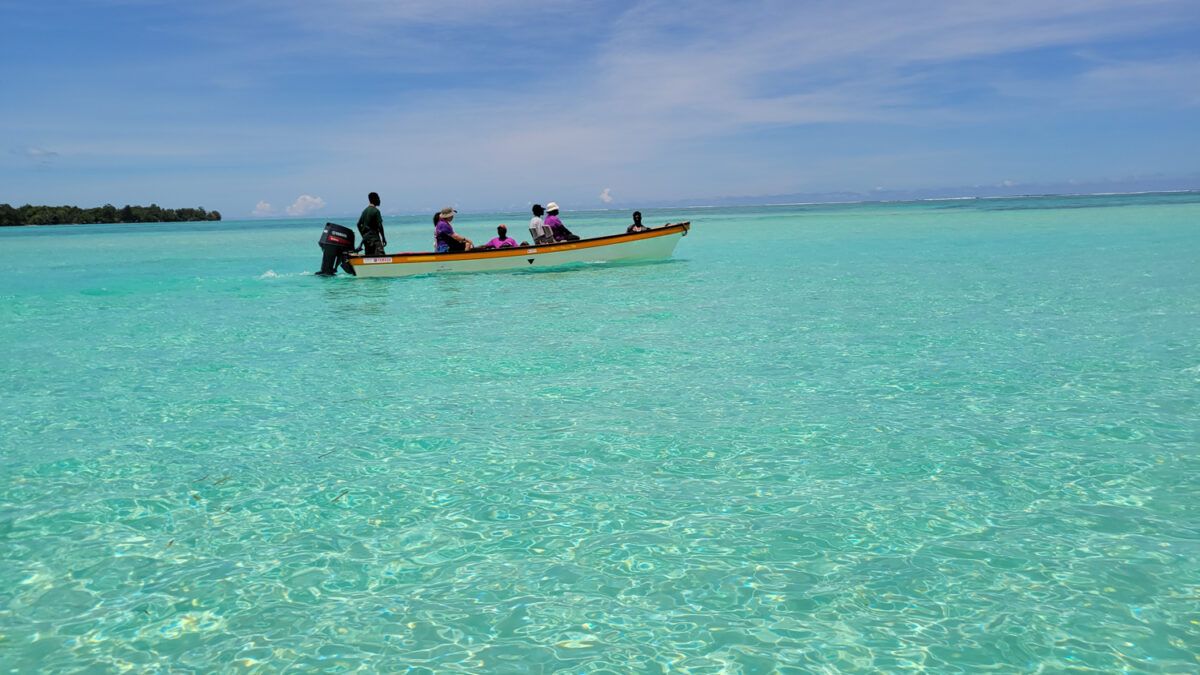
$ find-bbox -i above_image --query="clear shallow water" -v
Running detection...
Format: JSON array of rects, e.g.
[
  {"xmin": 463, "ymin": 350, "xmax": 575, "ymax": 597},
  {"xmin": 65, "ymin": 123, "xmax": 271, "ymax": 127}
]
[{"xmin": 2, "ymin": 193, "xmax": 1199, "ymax": 671}]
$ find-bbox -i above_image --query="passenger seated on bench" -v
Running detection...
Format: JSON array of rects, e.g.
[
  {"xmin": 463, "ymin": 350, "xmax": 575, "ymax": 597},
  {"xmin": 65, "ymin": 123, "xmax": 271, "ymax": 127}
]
[
  {"xmin": 529, "ymin": 204, "xmax": 553, "ymax": 244},
  {"xmin": 543, "ymin": 202, "xmax": 579, "ymax": 242},
  {"xmin": 434, "ymin": 207, "xmax": 472, "ymax": 253},
  {"xmin": 483, "ymin": 225, "xmax": 519, "ymax": 249},
  {"xmin": 626, "ymin": 211, "xmax": 649, "ymax": 233}
]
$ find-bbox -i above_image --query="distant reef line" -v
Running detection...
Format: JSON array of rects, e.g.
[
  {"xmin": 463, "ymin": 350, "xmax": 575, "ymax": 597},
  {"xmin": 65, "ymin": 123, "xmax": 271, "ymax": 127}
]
[{"xmin": 0, "ymin": 203, "xmax": 221, "ymax": 226}]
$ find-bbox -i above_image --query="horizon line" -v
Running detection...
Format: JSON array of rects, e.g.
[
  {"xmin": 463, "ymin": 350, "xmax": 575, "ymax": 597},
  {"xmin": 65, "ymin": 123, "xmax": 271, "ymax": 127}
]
[{"xmin": 244, "ymin": 188, "xmax": 1200, "ymax": 220}]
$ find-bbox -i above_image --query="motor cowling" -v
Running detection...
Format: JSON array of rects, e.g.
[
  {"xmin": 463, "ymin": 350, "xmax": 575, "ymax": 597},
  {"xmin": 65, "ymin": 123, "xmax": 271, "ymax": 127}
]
[
  {"xmin": 317, "ymin": 222, "xmax": 357, "ymax": 275},
  {"xmin": 319, "ymin": 222, "xmax": 355, "ymax": 252}
]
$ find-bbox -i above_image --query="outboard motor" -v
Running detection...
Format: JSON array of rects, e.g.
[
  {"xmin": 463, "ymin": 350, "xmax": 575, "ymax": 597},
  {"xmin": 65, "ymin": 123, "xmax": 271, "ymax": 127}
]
[{"xmin": 317, "ymin": 222, "xmax": 357, "ymax": 276}]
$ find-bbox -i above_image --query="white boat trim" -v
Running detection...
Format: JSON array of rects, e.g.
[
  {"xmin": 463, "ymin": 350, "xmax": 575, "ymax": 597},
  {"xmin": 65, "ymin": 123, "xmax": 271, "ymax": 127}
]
[{"xmin": 347, "ymin": 222, "xmax": 690, "ymax": 278}]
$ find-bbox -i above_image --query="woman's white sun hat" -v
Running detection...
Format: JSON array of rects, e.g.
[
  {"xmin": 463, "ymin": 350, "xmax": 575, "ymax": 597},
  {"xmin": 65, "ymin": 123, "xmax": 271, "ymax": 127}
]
[{"xmin": 545, "ymin": 202, "xmax": 560, "ymax": 212}]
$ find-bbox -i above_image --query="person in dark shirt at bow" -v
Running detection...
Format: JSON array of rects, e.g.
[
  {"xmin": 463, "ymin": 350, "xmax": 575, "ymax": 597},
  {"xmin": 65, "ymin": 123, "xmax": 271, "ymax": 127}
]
[{"xmin": 627, "ymin": 211, "xmax": 649, "ymax": 233}]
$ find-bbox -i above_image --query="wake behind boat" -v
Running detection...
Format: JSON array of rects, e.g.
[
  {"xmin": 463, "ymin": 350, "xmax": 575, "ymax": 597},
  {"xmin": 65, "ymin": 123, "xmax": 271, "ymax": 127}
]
[{"xmin": 318, "ymin": 222, "xmax": 690, "ymax": 278}]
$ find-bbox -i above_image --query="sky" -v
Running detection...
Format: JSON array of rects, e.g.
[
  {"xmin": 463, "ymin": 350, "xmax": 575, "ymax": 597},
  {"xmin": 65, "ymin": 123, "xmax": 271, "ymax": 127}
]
[{"xmin": 2, "ymin": 0, "xmax": 1199, "ymax": 217}]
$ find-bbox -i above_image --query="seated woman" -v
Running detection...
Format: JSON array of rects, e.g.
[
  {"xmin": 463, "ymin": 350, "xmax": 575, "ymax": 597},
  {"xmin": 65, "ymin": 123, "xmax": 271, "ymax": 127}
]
[
  {"xmin": 543, "ymin": 202, "xmax": 579, "ymax": 241},
  {"xmin": 482, "ymin": 224, "xmax": 519, "ymax": 249},
  {"xmin": 434, "ymin": 207, "xmax": 472, "ymax": 253},
  {"xmin": 626, "ymin": 211, "xmax": 649, "ymax": 233}
]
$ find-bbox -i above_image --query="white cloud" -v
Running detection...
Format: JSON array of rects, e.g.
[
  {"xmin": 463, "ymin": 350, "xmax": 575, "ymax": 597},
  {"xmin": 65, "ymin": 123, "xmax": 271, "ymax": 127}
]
[
  {"xmin": 32, "ymin": 0, "xmax": 1191, "ymax": 211},
  {"xmin": 316, "ymin": 0, "xmax": 1199, "ymax": 205},
  {"xmin": 252, "ymin": 200, "xmax": 274, "ymax": 216},
  {"xmin": 26, "ymin": 146, "xmax": 58, "ymax": 159},
  {"xmin": 1075, "ymin": 56, "xmax": 1200, "ymax": 107},
  {"xmin": 587, "ymin": 0, "xmax": 1193, "ymax": 132},
  {"xmin": 599, "ymin": 188, "xmax": 613, "ymax": 203},
  {"xmin": 12, "ymin": 146, "xmax": 59, "ymax": 164},
  {"xmin": 260, "ymin": 0, "xmax": 573, "ymax": 27},
  {"xmin": 991, "ymin": 54, "xmax": 1200, "ymax": 109},
  {"xmin": 286, "ymin": 194, "xmax": 326, "ymax": 216}
]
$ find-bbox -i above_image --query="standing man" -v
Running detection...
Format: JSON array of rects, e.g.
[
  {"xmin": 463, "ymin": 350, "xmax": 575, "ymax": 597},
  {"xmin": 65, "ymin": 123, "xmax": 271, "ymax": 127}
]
[{"xmin": 356, "ymin": 192, "xmax": 387, "ymax": 256}]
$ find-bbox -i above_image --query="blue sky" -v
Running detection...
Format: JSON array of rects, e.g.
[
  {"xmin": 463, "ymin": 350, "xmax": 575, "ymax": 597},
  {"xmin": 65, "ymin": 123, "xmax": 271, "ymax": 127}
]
[{"xmin": 2, "ymin": 0, "xmax": 1198, "ymax": 217}]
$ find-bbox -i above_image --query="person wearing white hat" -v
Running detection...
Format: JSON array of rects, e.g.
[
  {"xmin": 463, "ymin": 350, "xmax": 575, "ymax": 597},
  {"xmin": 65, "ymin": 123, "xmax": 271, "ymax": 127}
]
[{"xmin": 542, "ymin": 202, "xmax": 579, "ymax": 242}]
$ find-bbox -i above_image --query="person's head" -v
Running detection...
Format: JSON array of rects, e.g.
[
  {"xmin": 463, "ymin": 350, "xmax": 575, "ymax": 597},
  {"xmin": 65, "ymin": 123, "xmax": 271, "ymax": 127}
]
[
  {"xmin": 632, "ymin": 211, "xmax": 642, "ymax": 223},
  {"xmin": 497, "ymin": 224, "xmax": 508, "ymax": 238},
  {"xmin": 545, "ymin": 201, "xmax": 560, "ymax": 215},
  {"xmin": 531, "ymin": 204, "xmax": 544, "ymax": 217},
  {"xmin": 368, "ymin": 192, "xmax": 380, "ymax": 206},
  {"xmin": 438, "ymin": 207, "xmax": 456, "ymax": 222}
]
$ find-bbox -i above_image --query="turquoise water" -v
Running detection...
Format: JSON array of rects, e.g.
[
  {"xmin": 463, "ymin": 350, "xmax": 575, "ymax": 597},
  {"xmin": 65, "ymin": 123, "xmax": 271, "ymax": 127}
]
[{"xmin": 2, "ymin": 193, "xmax": 1199, "ymax": 671}]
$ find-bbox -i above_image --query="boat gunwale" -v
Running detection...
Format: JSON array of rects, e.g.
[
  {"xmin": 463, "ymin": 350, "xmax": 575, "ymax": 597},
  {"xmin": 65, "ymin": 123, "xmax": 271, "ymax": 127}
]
[{"xmin": 348, "ymin": 221, "xmax": 690, "ymax": 265}]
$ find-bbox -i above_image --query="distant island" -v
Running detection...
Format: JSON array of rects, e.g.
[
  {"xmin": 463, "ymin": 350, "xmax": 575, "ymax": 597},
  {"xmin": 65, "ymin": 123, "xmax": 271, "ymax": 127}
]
[{"xmin": 0, "ymin": 203, "xmax": 221, "ymax": 226}]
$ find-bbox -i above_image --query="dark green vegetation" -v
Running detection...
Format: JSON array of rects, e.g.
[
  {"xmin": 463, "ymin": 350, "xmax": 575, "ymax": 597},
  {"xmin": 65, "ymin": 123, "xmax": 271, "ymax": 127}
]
[{"xmin": 0, "ymin": 203, "xmax": 221, "ymax": 226}]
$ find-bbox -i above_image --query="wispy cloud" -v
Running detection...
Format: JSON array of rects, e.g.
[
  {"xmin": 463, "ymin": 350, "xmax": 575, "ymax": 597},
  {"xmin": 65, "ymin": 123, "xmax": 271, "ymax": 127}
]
[
  {"xmin": 1075, "ymin": 56, "xmax": 1200, "ymax": 107},
  {"xmin": 252, "ymin": 200, "xmax": 274, "ymax": 216},
  {"xmin": 991, "ymin": 54, "xmax": 1200, "ymax": 109},
  {"xmin": 599, "ymin": 188, "xmax": 613, "ymax": 204},
  {"xmin": 588, "ymin": 0, "xmax": 1196, "ymax": 131},
  {"xmin": 322, "ymin": 0, "xmax": 1200, "ymax": 199}
]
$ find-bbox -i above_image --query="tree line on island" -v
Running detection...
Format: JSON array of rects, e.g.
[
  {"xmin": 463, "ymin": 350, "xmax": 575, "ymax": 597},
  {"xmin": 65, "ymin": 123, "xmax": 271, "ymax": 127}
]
[{"xmin": 0, "ymin": 203, "xmax": 221, "ymax": 226}]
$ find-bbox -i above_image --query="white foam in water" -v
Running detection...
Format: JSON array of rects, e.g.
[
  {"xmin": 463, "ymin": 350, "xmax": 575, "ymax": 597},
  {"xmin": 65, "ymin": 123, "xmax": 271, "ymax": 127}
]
[{"xmin": 260, "ymin": 270, "xmax": 313, "ymax": 278}]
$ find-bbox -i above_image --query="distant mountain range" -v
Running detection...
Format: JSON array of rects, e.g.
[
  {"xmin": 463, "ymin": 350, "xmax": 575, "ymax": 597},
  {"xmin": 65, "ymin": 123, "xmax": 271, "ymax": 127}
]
[{"xmin": 634, "ymin": 175, "xmax": 1200, "ymax": 209}]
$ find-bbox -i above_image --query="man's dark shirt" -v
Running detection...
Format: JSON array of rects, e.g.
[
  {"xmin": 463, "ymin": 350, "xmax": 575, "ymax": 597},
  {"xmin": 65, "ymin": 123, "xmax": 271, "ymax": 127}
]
[{"xmin": 356, "ymin": 205, "xmax": 385, "ymax": 255}]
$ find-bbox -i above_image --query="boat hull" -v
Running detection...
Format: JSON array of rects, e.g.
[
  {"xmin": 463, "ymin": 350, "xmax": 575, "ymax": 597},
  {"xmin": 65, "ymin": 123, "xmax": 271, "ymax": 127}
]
[{"xmin": 348, "ymin": 222, "xmax": 689, "ymax": 278}]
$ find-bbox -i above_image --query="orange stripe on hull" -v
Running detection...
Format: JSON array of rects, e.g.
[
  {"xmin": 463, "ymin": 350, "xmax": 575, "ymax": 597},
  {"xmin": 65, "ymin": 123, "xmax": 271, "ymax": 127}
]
[{"xmin": 350, "ymin": 222, "xmax": 690, "ymax": 266}]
